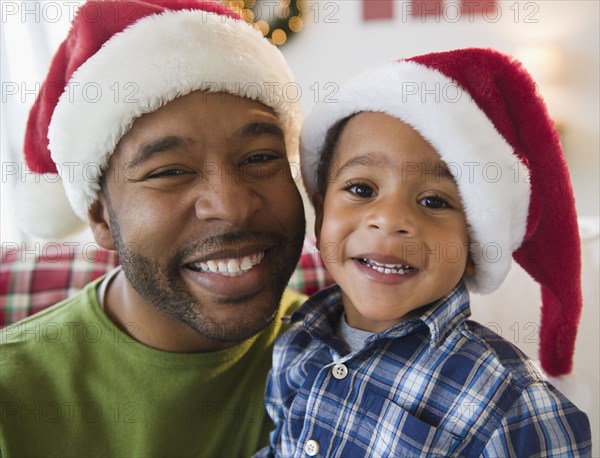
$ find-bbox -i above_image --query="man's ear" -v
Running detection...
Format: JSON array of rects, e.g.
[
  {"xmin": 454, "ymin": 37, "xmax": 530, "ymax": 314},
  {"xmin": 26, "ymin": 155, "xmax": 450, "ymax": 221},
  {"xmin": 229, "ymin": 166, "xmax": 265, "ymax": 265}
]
[
  {"xmin": 312, "ymin": 193, "xmax": 324, "ymax": 250},
  {"xmin": 88, "ymin": 190, "xmax": 116, "ymax": 251}
]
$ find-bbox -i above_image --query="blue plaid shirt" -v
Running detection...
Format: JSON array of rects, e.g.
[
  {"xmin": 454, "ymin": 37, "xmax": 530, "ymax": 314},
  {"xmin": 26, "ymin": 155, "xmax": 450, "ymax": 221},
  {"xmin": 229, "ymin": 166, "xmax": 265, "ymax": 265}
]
[{"xmin": 261, "ymin": 283, "xmax": 591, "ymax": 457}]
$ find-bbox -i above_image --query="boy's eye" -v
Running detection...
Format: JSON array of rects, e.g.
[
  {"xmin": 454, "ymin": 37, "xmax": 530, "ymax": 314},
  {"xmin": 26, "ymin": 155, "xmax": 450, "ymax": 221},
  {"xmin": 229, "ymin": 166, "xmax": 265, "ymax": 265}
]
[
  {"xmin": 244, "ymin": 152, "xmax": 279, "ymax": 165},
  {"xmin": 346, "ymin": 184, "xmax": 375, "ymax": 198},
  {"xmin": 419, "ymin": 195, "xmax": 450, "ymax": 209}
]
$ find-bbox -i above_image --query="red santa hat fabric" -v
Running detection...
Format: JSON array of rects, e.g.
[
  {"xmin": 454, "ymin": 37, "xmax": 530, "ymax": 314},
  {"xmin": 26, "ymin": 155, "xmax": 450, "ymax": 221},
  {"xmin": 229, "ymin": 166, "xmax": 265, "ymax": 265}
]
[
  {"xmin": 300, "ymin": 48, "xmax": 582, "ymax": 377},
  {"xmin": 19, "ymin": 0, "xmax": 302, "ymax": 239}
]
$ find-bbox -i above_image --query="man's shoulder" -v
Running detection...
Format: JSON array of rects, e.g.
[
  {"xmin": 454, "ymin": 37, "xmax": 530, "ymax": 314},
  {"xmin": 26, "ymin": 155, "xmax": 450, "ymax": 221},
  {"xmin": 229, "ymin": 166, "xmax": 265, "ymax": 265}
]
[
  {"xmin": 0, "ymin": 282, "xmax": 102, "ymax": 427},
  {"xmin": 1, "ymin": 281, "xmax": 100, "ymax": 344},
  {"xmin": 250, "ymin": 287, "xmax": 307, "ymax": 358},
  {"xmin": 279, "ymin": 287, "xmax": 306, "ymax": 316}
]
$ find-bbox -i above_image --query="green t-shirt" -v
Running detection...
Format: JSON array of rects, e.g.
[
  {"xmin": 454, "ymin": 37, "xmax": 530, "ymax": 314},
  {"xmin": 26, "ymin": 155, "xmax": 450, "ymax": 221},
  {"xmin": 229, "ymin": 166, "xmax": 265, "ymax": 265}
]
[{"xmin": 0, "ymin": 278, "xmax": 305, "ymax": 457}]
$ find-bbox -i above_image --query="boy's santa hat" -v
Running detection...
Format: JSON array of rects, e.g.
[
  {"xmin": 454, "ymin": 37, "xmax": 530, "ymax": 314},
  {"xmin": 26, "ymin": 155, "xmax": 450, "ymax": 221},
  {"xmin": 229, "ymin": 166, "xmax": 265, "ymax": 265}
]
[
  {"xmin": 19, "ymin": 0, "xmax": 302, "ymax": 239},
  {"xmin": 301, "ymin": 48, "xmax": 582, "ymax": 379}
]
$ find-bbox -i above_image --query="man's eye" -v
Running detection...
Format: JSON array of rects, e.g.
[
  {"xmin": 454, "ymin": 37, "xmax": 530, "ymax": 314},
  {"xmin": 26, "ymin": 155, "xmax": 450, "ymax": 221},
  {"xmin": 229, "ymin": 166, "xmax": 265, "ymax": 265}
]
[
  {"xmin": 419, "ymin": 195, "xmax": 450, "ymax": 209},
  {"xmin": 147, "ymin": 169, "xmax": 189, "ymax": 179},
  {"xmin": 346, "ymin": 184, "xmax": 374, "ymax": 198}
]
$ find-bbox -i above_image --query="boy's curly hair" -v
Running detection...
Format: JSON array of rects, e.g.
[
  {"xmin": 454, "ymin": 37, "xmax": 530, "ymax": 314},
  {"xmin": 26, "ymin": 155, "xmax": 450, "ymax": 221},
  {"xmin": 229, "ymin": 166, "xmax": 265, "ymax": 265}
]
[{"xmin": 315, "ymin": 114, "xmax": 356, "ymax": 196}]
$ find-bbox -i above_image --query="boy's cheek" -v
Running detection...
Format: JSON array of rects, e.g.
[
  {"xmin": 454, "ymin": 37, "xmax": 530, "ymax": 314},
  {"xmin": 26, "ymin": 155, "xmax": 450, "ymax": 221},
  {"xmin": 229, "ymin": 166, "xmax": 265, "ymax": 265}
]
[{"xmin": 312, "ymin": 193, "xmax": 325, "ymax": 249}]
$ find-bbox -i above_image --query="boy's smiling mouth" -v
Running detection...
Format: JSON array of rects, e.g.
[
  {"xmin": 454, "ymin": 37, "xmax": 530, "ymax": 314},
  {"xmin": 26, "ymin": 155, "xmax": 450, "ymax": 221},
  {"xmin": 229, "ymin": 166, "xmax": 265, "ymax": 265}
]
[{"xmin": 354, "ymin": 254, "xmax": 417, "ymax": 276}]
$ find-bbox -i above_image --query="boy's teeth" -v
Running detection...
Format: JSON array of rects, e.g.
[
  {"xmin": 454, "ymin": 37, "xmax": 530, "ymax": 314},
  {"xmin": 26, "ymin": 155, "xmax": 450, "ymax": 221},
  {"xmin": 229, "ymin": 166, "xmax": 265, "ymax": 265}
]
[
  {"xmin": 190, "ymin": 251, "xmax": 265, "ymax": 276},
  {"xmin": 361, "ymin": 258, "xmax": 411, "ymax": 275}
]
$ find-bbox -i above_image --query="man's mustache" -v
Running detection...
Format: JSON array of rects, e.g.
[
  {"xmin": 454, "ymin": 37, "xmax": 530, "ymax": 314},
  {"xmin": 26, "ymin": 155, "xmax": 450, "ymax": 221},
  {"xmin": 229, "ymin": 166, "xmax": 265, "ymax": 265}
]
[{"xmin": 175, "ymin": 230, "xmax": 287, "ymax": 263}]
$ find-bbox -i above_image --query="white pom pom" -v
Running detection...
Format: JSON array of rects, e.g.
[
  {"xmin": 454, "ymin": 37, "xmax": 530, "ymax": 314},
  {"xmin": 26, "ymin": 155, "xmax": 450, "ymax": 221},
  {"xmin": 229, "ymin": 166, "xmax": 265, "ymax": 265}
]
[
  {"xmin": 546, "ymin": 372, "xmax": 592, "ymax": 413},
  {"xmin": 533, "ymin": 361, "xmax": 592, "ymax": 413},
  {"xmin": 14, "ymin": 174, "xmax": 87, "ymax": 240}
]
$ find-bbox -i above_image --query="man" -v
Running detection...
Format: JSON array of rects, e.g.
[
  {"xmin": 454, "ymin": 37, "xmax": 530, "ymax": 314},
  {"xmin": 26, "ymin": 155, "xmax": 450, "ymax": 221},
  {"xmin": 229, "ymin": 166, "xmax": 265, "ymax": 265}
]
[{"xmin": 0, "ymin": 1, "xmax": 306, "ymax": 455}]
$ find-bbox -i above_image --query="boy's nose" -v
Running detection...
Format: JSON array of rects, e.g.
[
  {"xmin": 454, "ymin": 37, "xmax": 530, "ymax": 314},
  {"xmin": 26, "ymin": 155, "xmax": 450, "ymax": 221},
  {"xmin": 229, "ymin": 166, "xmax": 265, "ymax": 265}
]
[{"xmin": 366, "ymin": 196, "xmax": 417, "ymax": 236}]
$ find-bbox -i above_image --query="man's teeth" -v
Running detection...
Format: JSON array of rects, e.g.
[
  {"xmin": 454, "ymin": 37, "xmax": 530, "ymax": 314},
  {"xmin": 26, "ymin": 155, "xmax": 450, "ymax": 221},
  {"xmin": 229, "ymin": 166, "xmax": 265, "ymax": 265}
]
[
  {"xmin": 361, "ymin": 258, "xmax": 413, "ymax": 275},
  {"xmin": 193, "ymin": 252, "xmax": 265, "ymax": 276}
]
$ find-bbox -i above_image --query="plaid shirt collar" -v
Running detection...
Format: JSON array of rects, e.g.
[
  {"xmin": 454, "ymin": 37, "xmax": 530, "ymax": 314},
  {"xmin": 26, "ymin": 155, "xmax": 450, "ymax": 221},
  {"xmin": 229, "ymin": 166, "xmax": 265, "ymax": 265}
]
[{"xmin": 290, "ymin": 280, "xmax": 471, "ymax": 352}]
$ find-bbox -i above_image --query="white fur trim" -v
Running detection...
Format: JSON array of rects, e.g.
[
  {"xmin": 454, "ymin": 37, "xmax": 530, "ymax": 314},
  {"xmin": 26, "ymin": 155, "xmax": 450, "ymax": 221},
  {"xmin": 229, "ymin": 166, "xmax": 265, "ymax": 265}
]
[
  {"xmin": 48, "ymin": 9, "xmax": 302, "ymax": 222},
  {"xmin": 14, "ymin": 174, "xmax": 86, "ymax": 240},
  {"xmin": 301, "ymin": 61, "xmax": 530, "ymax": 293},
  {"xmin": 533, "ymin": 361, "xmax": 592, "ymax": 414}
]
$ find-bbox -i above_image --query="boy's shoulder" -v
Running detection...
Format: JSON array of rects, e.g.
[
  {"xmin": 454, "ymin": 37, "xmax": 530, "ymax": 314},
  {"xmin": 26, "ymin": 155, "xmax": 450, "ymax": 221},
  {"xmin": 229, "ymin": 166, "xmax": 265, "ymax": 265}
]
[
  {"xmin": 455, "ymin": 321, "xmax": 591, "ymax": 455},
  {"xmin": 456, "ymin": 319, "xmax": 545, "ymax": 388}
]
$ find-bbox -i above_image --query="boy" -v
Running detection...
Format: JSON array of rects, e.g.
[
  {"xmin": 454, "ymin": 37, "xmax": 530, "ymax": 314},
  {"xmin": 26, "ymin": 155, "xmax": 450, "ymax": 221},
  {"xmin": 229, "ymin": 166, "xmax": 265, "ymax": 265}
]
[{"xmin": 262, "ymin": 49, "xmax": 592, "ymax": 456}]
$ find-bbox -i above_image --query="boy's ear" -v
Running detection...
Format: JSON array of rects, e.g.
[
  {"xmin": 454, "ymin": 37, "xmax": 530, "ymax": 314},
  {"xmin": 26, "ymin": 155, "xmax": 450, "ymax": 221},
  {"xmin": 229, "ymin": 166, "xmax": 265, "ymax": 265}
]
[
  {"xmin": 312, "ymin": 193, "xmax": 324, "ymax": 250},
  {"xmin": 464, "ymin": 254, "xmax": 476, "ymax": 278},
  {"xmin": 88, "ymin": 190, "xmax": 116, "ymax": 251}
]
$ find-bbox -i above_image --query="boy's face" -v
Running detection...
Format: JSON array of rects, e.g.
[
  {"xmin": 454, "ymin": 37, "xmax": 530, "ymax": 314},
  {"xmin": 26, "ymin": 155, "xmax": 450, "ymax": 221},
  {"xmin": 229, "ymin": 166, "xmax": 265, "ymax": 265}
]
[{"xmin": 314, "ymin": 112, "xmax": 473, "ymax": 333}]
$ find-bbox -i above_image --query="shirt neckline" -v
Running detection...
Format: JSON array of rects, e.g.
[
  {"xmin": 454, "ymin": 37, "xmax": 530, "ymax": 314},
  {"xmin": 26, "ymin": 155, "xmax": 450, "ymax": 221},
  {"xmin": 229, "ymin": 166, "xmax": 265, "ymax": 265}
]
[
  {"xmin": 293, "ymin": 281, "xmax": 471, "ymax": 350},
  {"xmin": 87, "ymin": 277, "xmax": 260, "ymax": 368}
]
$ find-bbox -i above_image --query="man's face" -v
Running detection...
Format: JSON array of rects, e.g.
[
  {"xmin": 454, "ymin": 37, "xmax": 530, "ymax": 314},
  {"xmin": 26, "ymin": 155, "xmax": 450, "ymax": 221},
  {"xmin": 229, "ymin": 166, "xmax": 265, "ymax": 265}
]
[{"xmin": 98, "ymin": 92, "xmax": 305, "ymax": 343}]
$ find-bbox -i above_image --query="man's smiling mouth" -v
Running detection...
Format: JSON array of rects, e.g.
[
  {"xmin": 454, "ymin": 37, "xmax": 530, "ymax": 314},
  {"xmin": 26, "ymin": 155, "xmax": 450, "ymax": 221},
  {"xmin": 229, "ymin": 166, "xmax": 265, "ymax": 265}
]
[{"xmin": 187, "ymin": 252, "xmax": 265, "ymax": 276}]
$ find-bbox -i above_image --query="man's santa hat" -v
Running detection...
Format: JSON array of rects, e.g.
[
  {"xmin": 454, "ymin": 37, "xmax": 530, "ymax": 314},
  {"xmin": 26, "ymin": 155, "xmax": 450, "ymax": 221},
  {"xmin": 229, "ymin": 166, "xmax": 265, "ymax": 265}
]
[
  {"xmin": 301, "ymin": 48, "xmax": 583, "ymax": 380},
  {"xmin": 19, "ymin": 0, "xmax": 302, "ymax": 239}
]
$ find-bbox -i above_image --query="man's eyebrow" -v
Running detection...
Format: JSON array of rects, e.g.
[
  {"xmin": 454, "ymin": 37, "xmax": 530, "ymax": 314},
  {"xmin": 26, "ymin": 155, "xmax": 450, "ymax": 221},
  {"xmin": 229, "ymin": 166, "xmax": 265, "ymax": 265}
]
[
  {"xmin": 128, "ymin": 136, "xmax": 194, "ymax": 169},
  {"xmin": 232, "ymin": 122, "xmax": 285, "ymax": 141}
]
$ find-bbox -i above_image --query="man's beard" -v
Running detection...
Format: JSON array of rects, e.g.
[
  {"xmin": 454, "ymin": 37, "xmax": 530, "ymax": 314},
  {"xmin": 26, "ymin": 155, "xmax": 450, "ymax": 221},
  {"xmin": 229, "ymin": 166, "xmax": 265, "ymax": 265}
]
[{"xmin": 109, "ymin": 215, "xmax": 304, "ymax": 344}]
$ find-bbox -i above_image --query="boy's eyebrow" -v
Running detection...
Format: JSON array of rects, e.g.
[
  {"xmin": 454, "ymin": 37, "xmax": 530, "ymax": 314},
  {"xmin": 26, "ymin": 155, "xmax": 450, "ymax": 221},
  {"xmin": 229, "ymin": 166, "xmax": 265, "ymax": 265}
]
[
  {"xmin": 425, "ymin": 163, "xmax": 456, "ymax": 182},
  {"xmin": 332, "ymin": 153, "xmax": 388, "ymax": 179},
  {"xmin": 333, "ymin": 153, "xmax": 456, "ymax": 182},
  {"xmin": 129, "ymin": 136, "xmax": 194, "ymax": 169}
]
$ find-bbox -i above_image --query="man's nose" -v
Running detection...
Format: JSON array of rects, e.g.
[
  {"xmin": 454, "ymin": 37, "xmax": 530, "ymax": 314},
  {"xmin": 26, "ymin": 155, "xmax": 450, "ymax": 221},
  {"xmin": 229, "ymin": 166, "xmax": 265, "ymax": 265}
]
[{"xmin": 193, "ymin": 171, "xmax": 262, "ymax": 227}]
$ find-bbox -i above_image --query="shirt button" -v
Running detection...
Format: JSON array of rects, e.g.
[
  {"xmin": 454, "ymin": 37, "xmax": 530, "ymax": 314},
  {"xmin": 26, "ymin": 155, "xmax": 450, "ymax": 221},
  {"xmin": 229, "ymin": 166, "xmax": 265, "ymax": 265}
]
[
  {"xmin": 304, "ymin": 439, "xmax": 320, "ymax": 456},
  {"xmin": 331, "ymin": 363, "xmax": 348, "ymax": 380}
]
